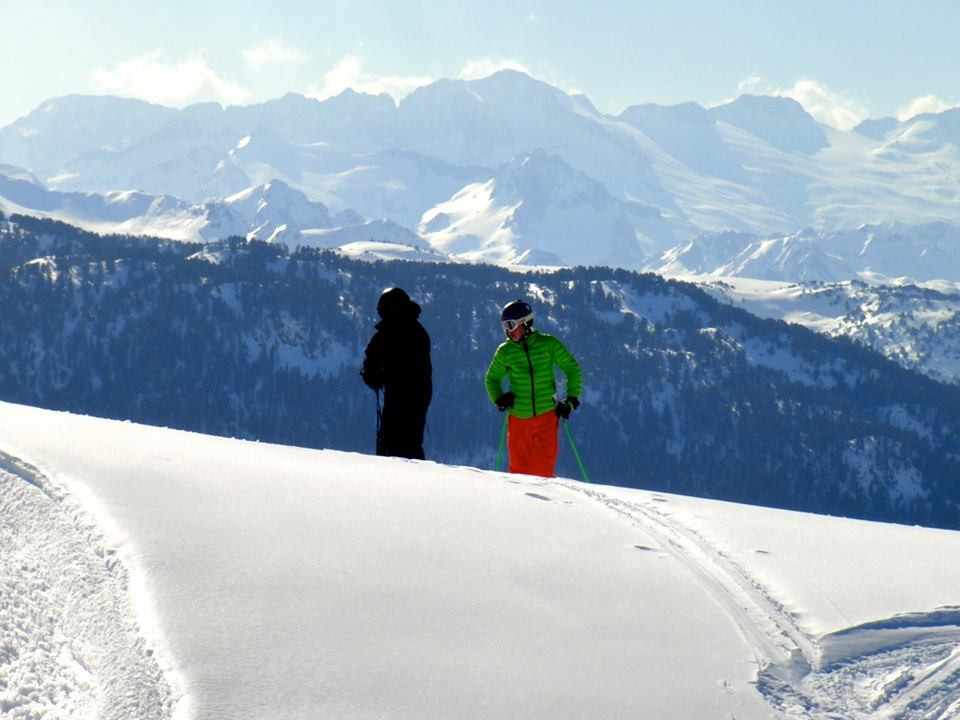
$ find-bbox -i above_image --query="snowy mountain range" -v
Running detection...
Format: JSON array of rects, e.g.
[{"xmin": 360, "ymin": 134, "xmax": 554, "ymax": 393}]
[
  {"xmin": 418, "ymin": 148, "xmax": 666, "ymax": 266},
  {"xmin": 0, "ymin": 169, "xmax": 428, "ymax": 253},
  {"xmin": 5, "ymin": 70, "xmax": 960, "ymax": 396},
  {"xmin": 6, "ymin": 159, "xmax": 960, "ymax": 284},
  {"xmin": 3, "ymin": 70, "xmax": 960, "ymax": 274},
  {"xmin": 654, "ymin": 222, "xmax": 960, "ymax": 285}
]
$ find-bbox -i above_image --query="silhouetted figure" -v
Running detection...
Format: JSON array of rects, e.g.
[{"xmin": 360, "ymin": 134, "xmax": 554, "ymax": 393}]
[{"xmin": 361, "ymin": 287, "xmax": 432, "ymax": 459}]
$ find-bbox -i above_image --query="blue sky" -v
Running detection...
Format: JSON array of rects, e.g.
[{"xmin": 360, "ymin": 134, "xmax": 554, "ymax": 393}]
[{"xmin": 3, "ymin": 0, "xmax": 958, "ymax": 130}]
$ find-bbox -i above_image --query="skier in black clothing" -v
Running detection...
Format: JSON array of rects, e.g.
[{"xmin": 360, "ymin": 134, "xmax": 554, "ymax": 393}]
[{"xmin": 361, "ymin": 287, "xmax": 432, "ymax": 459}]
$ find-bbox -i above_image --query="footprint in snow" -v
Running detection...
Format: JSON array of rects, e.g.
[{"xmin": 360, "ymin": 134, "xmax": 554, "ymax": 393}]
[{"xmin": 525, "ymin": 493, "xmax": 552, "ymax": 502}]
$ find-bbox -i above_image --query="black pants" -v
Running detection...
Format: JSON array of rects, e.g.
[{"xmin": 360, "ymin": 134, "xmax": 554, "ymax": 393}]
[{"xmin": 378, "ymin": 402, "xmax": 427, "ymax": 460}]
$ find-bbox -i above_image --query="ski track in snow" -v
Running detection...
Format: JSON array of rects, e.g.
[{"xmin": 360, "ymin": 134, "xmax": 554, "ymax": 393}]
[
  {"xmin": 551, "ymin": 479, "xmax": 960, "ymax": 720},
  {"xmin": 0, "ymin": 452, "xmax": 176, "ymax": 720}
]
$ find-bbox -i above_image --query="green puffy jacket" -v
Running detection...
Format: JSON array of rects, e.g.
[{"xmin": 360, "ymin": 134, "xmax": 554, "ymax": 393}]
[{"xmin": 485, "ymin": 330, "xmax": 583, "ymax": 419}]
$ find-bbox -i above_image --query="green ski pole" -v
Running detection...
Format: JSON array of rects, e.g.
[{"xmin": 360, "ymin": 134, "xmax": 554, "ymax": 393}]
[
  {"xmin": 562, "ymin": 419, "xmax": 590, "ymax": 483},
  {"xmin": 494, "ymin": 413, "xmax": 509, "ymax": 471}
]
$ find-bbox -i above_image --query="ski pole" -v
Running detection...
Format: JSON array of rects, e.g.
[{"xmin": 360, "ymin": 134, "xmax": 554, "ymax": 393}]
[
  {"xmin": 494, "ymin": 413, "xmax": 508, "ymax": 471},
  {"xmin": 375, "ymin": 388, "xmax": 383, "ymax": 455},
  {"xmin": 562, "ymin": 419, "xmax": 590, "ymax": 483}
]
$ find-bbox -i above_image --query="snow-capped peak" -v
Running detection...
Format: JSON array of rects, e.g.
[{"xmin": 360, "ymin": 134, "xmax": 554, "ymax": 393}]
[
  {"xmin": 709, "ymin": 94, "xmax": 829, "ymax": 155},
  {"xmin": 419, "ymin": 149, "xmax": 649, "ymax": 267}
]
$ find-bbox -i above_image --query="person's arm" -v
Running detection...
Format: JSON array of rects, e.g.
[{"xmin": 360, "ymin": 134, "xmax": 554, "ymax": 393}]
[
  {"xmin": 551, "ymin": 337, "xmax": 583, "ymax": 399},
  {"xmin": 484, "ymin": 345, "xmax": 509, "ymax": 405},
  {"xmin": 361, "ymin": 332, "xmax": 385, "ymax": 390}
]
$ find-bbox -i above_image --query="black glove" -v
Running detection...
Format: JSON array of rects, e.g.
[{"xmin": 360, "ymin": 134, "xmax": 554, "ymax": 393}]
[
  {"xmin": 555, "ymin": 396, "xmax": 580, "ymax": 419},
  {"xmin": 360, "ymin": 366, "xmax": 383, "ymax": 391},
  {"xmin": 495, "ymin": 391, "xmax": 515, "ymax": 411}
]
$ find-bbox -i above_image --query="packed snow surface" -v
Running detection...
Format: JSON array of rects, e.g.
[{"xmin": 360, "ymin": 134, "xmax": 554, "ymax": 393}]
[{"xmin": 1, "ymin": 400, "xmax": 960, "ymax": 719}]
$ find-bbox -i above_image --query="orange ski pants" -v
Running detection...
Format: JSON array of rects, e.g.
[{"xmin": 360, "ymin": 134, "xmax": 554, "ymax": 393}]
[{"xmin": 508, "ymin": 410, "xmax": 559, "ymax": 477}]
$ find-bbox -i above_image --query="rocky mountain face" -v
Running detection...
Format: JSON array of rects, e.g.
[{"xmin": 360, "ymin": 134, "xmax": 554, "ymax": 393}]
[{"xmin": 2, "ymin": 213, "xmax": 959, "ymax": 529}]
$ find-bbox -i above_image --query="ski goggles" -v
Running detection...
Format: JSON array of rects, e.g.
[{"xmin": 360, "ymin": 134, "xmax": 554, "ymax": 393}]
[{"xmin": 501, "ymin": 313, "xmax": 533, "ymax": 334}]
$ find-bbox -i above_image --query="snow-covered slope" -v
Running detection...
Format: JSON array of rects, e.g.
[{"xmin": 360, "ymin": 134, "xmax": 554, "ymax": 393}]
[
  {"xmin": 0, "ymin": 163, "xmax": 43, "ymax": 185},
  {"xmin": 710, "ymin": 94, "xmax": 830, "ymax": 156},
  {"xmin": 701, "ymin": 276, "xmax": 960, "ymax": 384},
  {"xmin": 0, "ymin": 170, "xmax": 210, "ymax": 240},
  {"xmin": 0, "ymin": 95, "xmax": 176, "ymax": 181},
  {"xmin": 654, "ymin": 222, "xmax": 960, "ymax": 284},
  {"xmin": 334, "ymin": 238, "xmax": 450, "ymax": 263},
  {"xmin": 3, "ymin": 400, "xmax": 960, "ymax": 719},
  {"xmin": 54, "ymin": 105, "xmax": 248, "ymax": 201},
  {"xmin": 309, "ymin": 219, "xmax": 449, "ymax": 261},
  {"xmin": 860, "ymin": 107, "xmax": 960, "ymax": 155},
  {"xmin": 419, "ymin": 149, "xmax": 659, "ymax": 267},
  {"xmin": 209, "ymin": 179, "xmax": 337, "ymax": 243},
  {"xmin": 618, "ymin": 101, "xmax": 746, "ymax": 181},
  {"xmin": 0, "ymin": 168, "xmax": 433, "ymax": 253},
  {"xmin": 222, "ymin": 137, "xmax": 488, "ymax": 230}
]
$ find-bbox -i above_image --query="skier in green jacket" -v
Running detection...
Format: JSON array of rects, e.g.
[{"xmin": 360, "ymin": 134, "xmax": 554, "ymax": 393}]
[{"xmin": 485, "ymin": 299, "xmax": 583, "ymax": 477}]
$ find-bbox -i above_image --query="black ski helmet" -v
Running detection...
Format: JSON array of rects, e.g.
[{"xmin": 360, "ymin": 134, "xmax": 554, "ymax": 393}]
[
  {"xmin": 377, "ymin": 287, "xmax": 411, "ymax": 318},
  {"xmin": 500, "ymin": 299, "xmax": 534, "ymax": 336}
]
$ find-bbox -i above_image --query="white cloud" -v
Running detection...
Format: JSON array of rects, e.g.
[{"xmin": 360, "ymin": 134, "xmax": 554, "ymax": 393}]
[
  {"xmin": 90, "ymin": 51, "xmax": 249, "ymax": 107},
  {"xmin": 312, "ymin": 55, "xmax": 363, "ymax": 97},
  {"xmin": 244, "ymin": 39, "xmax": 307, "ymax": 71},
  {"xmin": 306, "ymin": 55, "xmax": 432, "ymax": 103},
  {"xmin": 732, "ymin": 75, "xmax": 868, "ymax": 131},
  {"xmin": 897, "ymin": 94, "xmax": 956, "ymax": 121},
  {"xmin": 735, "ymin": 73, "xmax": 766, "ymax": 97},
  {"xmin": 784, "ymin": 79, "xmax": 869, "ymax": 131},
  {"xmin": 458, "ymin": 58, "xmax": 534, "ymax": 81},
  {"xmin": 306, "ymin": 55, "xmax": 555, "ymax": 106}
]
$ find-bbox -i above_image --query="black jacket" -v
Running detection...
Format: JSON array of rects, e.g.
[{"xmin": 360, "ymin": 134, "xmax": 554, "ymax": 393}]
[
  {"xmin": 361, "ymin": 297, "xmax": 432, "ymax": 458},
  {"xmin": 361, "ymin": 303, "xmax": 432, "ymax": 409}
]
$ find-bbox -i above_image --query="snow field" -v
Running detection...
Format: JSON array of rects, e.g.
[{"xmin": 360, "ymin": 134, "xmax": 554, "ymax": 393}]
[
  {"xmin": 590, "ymin": 484, "xmax": 960, "ymax": 717},
  {"xmin": 0, "ymin": 402, "xmax": 773, "ymax": 719},
  {"xmin": 0, "ymin": 455, "xmax": 175, "ymax": 720},
  {"xmin": 2, "ymin": 399, "xmax": 960, "ymax": 718}
]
